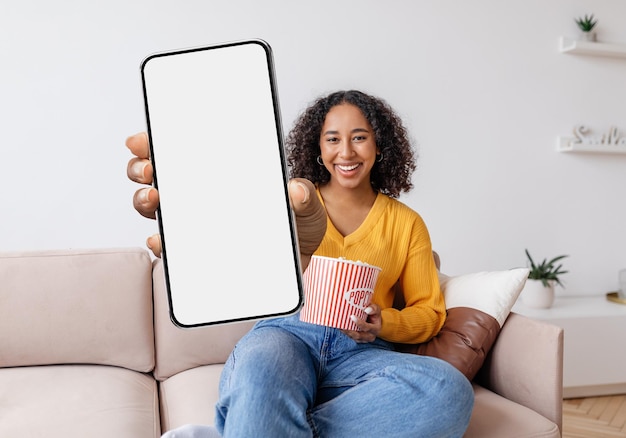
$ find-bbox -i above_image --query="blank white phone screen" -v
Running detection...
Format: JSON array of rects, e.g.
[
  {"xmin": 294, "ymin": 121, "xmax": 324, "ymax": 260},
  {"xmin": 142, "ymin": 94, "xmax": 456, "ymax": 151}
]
[{"xmin": 141, "ymin": 40, "xmax": 303, "ymax": 328}]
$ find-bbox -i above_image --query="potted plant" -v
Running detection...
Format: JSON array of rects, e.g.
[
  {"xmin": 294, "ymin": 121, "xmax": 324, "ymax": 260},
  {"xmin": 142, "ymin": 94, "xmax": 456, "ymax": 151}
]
[
  {"xmin": 575, "ymin": 14, "xmax": 598, "ymax": 42},
  {"xmin": 521, "ymin": 249, "xmax": 569, "ymax": 308}
]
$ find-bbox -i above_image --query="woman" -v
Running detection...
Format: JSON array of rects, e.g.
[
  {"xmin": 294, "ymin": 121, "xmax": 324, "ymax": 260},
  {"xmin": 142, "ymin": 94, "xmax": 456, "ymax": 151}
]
[{"xmin": 127, "ymin": 90, "xmax": 474, "ymax": 437}]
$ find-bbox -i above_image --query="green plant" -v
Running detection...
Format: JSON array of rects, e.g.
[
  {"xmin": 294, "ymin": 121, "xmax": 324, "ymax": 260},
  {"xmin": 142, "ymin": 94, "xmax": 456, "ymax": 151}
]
[
  {"xmin": 575, "ymin": 14, "xmax": 598, "ymax": 32},
  {"xmin": 525, "ymin": 249, "xmax": 569, "ymax": 287}
]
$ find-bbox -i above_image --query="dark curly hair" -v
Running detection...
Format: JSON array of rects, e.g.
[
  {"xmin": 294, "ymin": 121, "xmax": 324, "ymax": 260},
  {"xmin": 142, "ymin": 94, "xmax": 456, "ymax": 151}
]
[{"xmin": 285, "ymin": 90, "xmax": 416, "ymax": 198}]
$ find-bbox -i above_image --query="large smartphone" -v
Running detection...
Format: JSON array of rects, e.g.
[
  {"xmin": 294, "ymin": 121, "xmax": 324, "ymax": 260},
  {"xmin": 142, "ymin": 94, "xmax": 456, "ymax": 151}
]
[{"xmin": 140, "ymin": 39, "xmax": 303, "ymax": 328}]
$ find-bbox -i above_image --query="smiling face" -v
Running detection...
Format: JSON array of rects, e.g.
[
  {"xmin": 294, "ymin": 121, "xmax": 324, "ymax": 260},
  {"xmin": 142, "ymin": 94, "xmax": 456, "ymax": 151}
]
[{"xmin": 319, "ymin": 103, "xmax": 379, "ymax": 192}]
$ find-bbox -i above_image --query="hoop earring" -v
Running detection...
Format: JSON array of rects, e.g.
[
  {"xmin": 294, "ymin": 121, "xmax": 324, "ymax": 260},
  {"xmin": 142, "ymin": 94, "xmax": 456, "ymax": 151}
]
[
  {"xmin": 316, "ymin": 155, "xmax": 324, "ymax": 165},
  {"xmin": 376, "ymin": 153, "xmax": 384, "ymax": 163}
]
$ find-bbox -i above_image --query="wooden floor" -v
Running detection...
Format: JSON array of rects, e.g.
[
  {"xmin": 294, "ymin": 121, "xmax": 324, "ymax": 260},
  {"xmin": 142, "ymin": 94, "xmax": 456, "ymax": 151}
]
[{"xmin": 563, "ymin": 395, "xmax": 626, "ymax": 437}]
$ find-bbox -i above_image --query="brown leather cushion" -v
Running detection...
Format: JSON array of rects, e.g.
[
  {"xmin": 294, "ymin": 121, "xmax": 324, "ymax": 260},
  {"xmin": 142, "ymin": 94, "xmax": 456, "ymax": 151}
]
[{"xmin": 396, "ymin": 307, "xmax": 500, "ymax": 381}]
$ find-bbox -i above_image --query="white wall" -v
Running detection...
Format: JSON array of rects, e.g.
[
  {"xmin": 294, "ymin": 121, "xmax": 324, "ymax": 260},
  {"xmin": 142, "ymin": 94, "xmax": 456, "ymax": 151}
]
[{"xmin": 2, "ymin": 0, "xmax": 625, "ymax": 296}]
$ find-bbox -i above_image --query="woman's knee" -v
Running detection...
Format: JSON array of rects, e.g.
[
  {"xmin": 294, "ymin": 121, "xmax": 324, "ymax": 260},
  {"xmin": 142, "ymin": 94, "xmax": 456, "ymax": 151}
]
[
  {"xmin": 220, "ymin": 326, "xmax": 315, "ymax": 393},
  {"xmin": 216, "ymin": 327, "xmax": 318, "ymax": 436},
  {"xmin": 233, "ymin": 328, "xmax": 307, "ymax": 369},
  {"xmin": 389, "ymin": 356, "xmax": 474, "ymax": 415},
  {"xmin": 384, "ymin": 356, "xmax": 473, "ymax": 435},
  {"xmin": 418, "ymin": 357, "xmax": 474, "ymax": 422}
]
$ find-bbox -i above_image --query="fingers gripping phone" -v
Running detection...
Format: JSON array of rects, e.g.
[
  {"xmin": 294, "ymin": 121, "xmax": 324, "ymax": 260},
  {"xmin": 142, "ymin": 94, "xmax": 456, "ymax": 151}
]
[{"xmin": 141, "ymin": 39, "xmax": 303, "ymax": 328}]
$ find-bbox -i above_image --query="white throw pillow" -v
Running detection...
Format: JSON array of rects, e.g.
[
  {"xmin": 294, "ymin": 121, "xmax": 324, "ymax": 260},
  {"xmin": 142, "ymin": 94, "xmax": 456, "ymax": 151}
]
[{"xmin": 439, "ymin": 268, "xmax": 530, "ymax": 327}]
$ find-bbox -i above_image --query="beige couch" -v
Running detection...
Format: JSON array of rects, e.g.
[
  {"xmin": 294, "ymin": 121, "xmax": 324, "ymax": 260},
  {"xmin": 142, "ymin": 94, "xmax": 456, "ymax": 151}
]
[{"xmin": 0, "ymin": 247, "xmax": 563, "ymax": 437}]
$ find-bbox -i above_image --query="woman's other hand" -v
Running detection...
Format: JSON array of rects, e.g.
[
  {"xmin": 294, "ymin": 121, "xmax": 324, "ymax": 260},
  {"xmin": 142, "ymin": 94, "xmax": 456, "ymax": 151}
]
[{"xmin": 342, "ymin": 304, "xmax": 382, "ymax": 343}]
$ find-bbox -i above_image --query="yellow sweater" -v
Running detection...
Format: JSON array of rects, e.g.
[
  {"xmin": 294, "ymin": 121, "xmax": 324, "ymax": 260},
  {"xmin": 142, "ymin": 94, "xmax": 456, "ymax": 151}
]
[{"xmin": 314, "ymin": 191, "xmax": 445, "ymax": 344}]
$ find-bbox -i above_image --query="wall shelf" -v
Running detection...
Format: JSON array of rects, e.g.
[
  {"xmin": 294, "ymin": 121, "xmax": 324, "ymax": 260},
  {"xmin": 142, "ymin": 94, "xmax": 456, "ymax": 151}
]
[
  {"xmin": 559, "ymin": 36, "xmax": 626, "ymax": 58},
  {"xmin": 557, "ymin": 137, "xmax": 626, "ymax": 154},
  {"xmin": 557, "ymin": 37, "xmax": 626, "ymax": 155}
]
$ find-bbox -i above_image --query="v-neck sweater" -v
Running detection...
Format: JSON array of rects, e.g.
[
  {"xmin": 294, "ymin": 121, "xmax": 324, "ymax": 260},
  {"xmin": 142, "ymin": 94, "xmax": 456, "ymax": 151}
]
[{"xmin": 314, "ymin": 190, "xmax": 445, "ymax": 344}]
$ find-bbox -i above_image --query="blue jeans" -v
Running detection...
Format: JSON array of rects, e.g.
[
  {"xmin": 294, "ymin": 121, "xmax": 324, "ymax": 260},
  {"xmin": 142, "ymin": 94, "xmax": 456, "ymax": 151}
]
[{"xmin": 214, "ymin": 313, "xmax": 474, "ymax": 438}]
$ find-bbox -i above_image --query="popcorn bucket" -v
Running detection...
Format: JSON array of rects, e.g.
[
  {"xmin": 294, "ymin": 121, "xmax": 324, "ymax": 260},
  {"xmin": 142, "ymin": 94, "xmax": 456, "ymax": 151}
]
[{"xmin": 300, "ymin": 255, "xmax": 381, "ymax": 331}]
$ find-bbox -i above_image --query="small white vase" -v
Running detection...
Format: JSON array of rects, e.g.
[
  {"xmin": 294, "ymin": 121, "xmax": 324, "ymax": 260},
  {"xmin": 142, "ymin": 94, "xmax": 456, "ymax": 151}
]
[
  {"xmin": 580, "ymin": 31, "xmax": 597, "ymax": 42},
  {"xmin": 520, "ymin": 279, "xmax": 555, "ymax": 309}
]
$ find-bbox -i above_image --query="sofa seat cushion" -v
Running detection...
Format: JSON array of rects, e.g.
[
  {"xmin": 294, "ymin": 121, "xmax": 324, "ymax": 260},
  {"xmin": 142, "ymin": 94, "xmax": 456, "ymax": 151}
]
[
  {"xmin": 465, "ymin": 384, "xmax": 560, "ymax": 438},
  {"xmin": 0, "ymin": 364, "xmax": 160, "ymax": 438},
  {"xmin": 158, "ymin": 368, "xmax": 560, "ymax": 438},
  {"xmin": 159, "ymin": 364, "xmax": 223, "ymax": 433}
]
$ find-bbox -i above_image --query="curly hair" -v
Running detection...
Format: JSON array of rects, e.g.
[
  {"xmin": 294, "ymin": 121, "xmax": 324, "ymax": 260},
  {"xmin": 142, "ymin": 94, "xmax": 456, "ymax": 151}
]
[{"xmin": 285, "ymin": 90, "xmax": 416, "ymax": 198}]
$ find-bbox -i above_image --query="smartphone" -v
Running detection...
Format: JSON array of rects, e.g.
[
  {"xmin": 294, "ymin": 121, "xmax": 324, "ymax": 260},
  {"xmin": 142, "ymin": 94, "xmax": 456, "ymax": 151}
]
[{"xmin": 140, "ymin": 39, "xmax": 303, "ymax": 328}]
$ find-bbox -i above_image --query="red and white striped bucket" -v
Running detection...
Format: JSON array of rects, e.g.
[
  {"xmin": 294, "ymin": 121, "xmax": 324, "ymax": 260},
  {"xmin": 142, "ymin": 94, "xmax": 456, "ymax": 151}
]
[{"xmin": 300, "ymin": 255, "xmax": 381, "ymax": 331}]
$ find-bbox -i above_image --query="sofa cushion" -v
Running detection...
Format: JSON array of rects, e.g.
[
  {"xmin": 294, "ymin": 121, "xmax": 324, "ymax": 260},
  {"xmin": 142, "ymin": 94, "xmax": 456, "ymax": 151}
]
[
  {"xmin": 152, "ymin": 260, "xmax": 254, "ymax": 380},
  {"xmin": 0, "ymin": 364, "xmax": 160, "ymax": 438},
  {"xmin": 465, "ymin": 384, "xmax": 560, "ymax": 438},
  {"xmin": 405, "ymin": 307, "xmax": 500, "ymax": 381},
  {"xmin": 0, "ymin": 247, "xmax": 155, "ymax": 372},
  {"xmin": 397, "ymin": 268, "xmax": 529, "ymax": 380},
  {"xmin": 159, "ymin": 364, "xmax": 223, "ymax": 432},
  {"xmin": 440, "ymin": 268, "xmax": 529, "ymax": 327}
]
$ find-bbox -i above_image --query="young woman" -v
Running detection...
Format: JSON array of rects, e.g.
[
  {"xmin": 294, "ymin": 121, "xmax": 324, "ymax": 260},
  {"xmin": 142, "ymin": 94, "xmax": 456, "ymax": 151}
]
[{"xmin": 127, "ymin": 90, "xmax": 474, "ymax": 437}]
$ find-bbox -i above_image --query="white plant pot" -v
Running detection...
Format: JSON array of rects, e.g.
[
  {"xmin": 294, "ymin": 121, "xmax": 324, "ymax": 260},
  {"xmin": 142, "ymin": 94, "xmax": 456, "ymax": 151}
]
[
  {"xmin": 580, "ymin": 31, "xmax": 597, "ymax": 42},
  {"xmin": 520, "ymin": 279, "xmax": 555, "ymax": 309}
]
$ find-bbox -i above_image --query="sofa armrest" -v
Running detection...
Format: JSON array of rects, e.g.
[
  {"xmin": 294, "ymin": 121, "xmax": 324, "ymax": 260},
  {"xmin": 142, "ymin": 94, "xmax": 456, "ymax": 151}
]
[{"xmin": 475, "ymin": 312, "xmax": 564, "ymax": 433}]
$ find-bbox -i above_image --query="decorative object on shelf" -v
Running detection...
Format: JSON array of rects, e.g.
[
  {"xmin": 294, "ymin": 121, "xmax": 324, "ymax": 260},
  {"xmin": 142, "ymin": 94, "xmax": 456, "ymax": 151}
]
[
  {"xmin": 606, "ymin": 292, "xmax": 626, "ymax": 305},
  {"xmin": 573, "ymin": 125, "xmax": 626, "ymax": 146},
  {"xmin": 520, "ymin": 249, "xmax": 569, "ymax": 309},
  {"xmin": 557, "ymin": 125, "xmax": 626, "ymax": 154},
  {"xmin": 575, "ymin": 13, "xmax": 598, "ymax": 42}
]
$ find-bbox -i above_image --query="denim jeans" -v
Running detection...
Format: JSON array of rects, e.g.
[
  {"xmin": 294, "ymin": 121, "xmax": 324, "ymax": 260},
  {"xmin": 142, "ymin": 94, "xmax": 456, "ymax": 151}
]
[{"xmin": 212, "ymin": 313, "xmax": 474, "ymax": 438}]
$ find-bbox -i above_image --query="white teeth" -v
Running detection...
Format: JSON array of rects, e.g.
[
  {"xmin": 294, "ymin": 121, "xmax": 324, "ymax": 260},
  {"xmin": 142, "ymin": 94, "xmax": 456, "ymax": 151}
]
[{"xmin": 338, "ymin": 164, "xmax": 359, "ymax": 171}]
